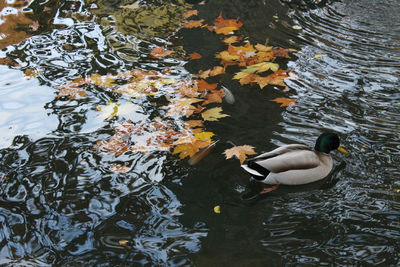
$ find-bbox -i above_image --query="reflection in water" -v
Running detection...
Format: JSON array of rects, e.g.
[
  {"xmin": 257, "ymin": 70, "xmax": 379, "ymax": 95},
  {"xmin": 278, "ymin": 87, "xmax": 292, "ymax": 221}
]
[{"xmin": 0, "ymin": 0, "xmax": 399, "ymax": 265}]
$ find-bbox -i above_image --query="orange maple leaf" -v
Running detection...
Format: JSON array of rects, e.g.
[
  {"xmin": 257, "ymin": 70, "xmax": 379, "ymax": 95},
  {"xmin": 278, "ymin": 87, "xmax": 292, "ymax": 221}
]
[
  {"xmin": 270, "ymin": 97, "xmax": 296, "ymax": 107},
  {"xmin": 188, "ymin": 52, "xmax": 202, "ymax": 59},
  {"xmin": 209, "ymin": 13, "xmax": 243, "ymax": 35},
  {"xmin": 197, "ymin": 79, "xmax": 218, "ymax": 92},
  {"xmin": 150, "ymin": 46, "xmax": 173, "ymax": 58},
  {"xmin": 223, "ymin": 145, "xmax": 257, "ymax": 164}
]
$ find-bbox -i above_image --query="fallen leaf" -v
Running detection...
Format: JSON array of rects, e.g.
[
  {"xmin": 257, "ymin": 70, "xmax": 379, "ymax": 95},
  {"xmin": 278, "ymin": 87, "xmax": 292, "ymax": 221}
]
[
  {"xmin": 203, "ymin": 89, "xmax": 225, "ymax": 105},
  {"xmin": 209, "ymin": 13, "xmax": 243, "ymax": 35},
  {"xmin": 150, "ymin": 46, "xmax": 173, "ymax": 58},
  {"xmin": 188, "ymin": 52, "xmax": 202, "ymax": 59},
  {"xmin": 184, "ymin": 19, "xmax": 204, "ymax": 28},
  {"xmin": 213, "ymin": 205, "xmax": 221, "ymax": 213},
  {"xmin": 312, "ymin": 54, "xmax": 324, "ymax": 59},
  {"xmin": 255, "ymin": 44, "xmax": 273, "ymax": 52},
  {"xmin": 223, "ymin": 145, "xmax": 257, "ymax": 164},
  {"xmin": 197, "ymin": 80, "xmax": 218, "ymax": 92},
  {"xmin": 97, "ymin": 101, "xmax": 138, "ymax": 119},
  {"xmin": 184, "ymin": 10, "xmax": 198, "ymax": 18},
  {"xmin": 198, "ymin": 66, "xmax": 225, "ymax": 78},
  {"xmin": 119, "ymin": 240, "xmax": 129, "ymax": 246},
  {"xmin": 270, "ymin": 97, "xmax": 296, "ymax": 107},
  {"xmin": 243, "ymin": 62, "xmax": 279, "ymax": 74},
  {"xmin": 223, "ymin": 36, "xmax": 243, "ymax": 44},
  {"xmin": 201, "ymin": 107, "xmax": 229, "ymax": 121}
]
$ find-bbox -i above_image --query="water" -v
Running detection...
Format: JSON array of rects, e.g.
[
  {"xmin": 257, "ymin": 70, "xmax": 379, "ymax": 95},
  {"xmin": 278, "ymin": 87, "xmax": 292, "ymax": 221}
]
[{"xmin": 0, "ymin": 0, "xmax": 399, "ymax": 265}]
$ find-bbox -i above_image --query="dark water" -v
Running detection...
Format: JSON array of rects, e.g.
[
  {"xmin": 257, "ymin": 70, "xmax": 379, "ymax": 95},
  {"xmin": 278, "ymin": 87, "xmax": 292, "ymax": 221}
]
[{"xmin": 0, "ymin": 0, "xmax": 399, "ymax": 265}]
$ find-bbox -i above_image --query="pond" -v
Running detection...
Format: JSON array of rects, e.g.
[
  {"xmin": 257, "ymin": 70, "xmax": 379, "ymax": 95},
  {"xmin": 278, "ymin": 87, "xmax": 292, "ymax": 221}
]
[{"xmin": 0, "ymin": 0, "xmax": 399, "ymax": 265}]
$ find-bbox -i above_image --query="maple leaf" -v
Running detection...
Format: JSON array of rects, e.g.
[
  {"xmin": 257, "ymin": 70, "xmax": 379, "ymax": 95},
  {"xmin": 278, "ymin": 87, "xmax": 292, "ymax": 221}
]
[
  {"xmin": 197, "ymin": 79, "xmax": 218, "ymax": 92},
  {"xmin": 172, "ymin": 135, "xmax": 212, "ymax": 159},
  {"xmin": 233, "ymin": 71, "xmax": 259, "ymax": 85},
  {"xmin": 184, "ymin": 19, "xmax": 204, "ymax": 28},
  {"xmin": 270, "ymin": 97, "xmax": 296, "ymax": 107},
  {"xmin": 209, "ymin": 13, "xmax": 243, "ymax": 35},
  {"xmin": 223, "ymin": 36, "xmax": 243, "ymax": 44},
  {"xmin": 255, "ymin": 44, "xmax": 273, "ymax": 52},
  {"xmin": 185, "ymin": 120, "xmax": 204, "ymax": 129},
  {"xmin": 215, "ymin": 50, "xmax": 240, "ymax": 66},
  {"xmin": 201, "ymin": 107, "xmax": 229, "ymax": 121},
  {"xmin": 198, "ymin": 66, "xmax": 225, "ymax": 79},
  {"xmin": 255, "ymin": 70, "xmax": 293, "ymax": 88},
  {"xmin": 179, "ymin": 83, "xmax": 200, "ymax": 98},
  {"xmin": 272, "ymin": 48, "xmax": 290, "ymax": 58},
  {"xmin": 150, "ymin": 46, "xmax": 173, "ymax": 58},
  {"xmin": 243, "ymin": 62, "xmax": 279, "ymax": 74},
  {"xmin": 223, "ymin": 145, "xmax": 257, "ymax": 164},
  {"xmin": 184, "ymin": 10, "xmax": 198, "ymax": 18},
  {"xmin": 188, "ymin": 52, "xmax": 202, "ymax": 59},
  {"xmin": 203, "ymin": 89, "xmax": 225, "ymax": 105}
]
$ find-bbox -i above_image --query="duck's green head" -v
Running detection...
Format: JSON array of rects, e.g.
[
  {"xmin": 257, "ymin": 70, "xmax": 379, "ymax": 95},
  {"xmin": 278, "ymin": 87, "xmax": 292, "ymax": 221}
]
[{"xmin": 314, "ymin": 133, "xmax": 340, "ymax": 153}]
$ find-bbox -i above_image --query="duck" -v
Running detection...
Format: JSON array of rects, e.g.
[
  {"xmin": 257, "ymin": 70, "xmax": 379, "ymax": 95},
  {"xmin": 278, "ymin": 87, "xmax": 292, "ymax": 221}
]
[{"xmin": 241, "ymin": 133, "xmax": 345, "ymax": 185}]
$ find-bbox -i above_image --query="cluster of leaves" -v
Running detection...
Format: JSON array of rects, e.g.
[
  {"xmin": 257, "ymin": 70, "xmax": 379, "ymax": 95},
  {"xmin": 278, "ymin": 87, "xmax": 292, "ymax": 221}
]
[
  {"xmin": 184, "ymin": 11, "xmax": 298, "ymax": 163},
  {"xmin": 57, "ymin": 11, "xmax": 297, "ymax": 169}
]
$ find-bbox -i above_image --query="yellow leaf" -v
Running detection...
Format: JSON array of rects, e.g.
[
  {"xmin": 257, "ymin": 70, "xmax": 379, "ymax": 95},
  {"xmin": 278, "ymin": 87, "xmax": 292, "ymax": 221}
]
[
  {"xmin": 312, "ymin": 54, "xmax": 324, "ymax": 59},
  {"xmin": 214, "ymin": 205, "xmax": 221, "ymax": 213},
  {"xmin": 223, "ymin": 36, "xmax": 242, "ymax": 44},
  {"xmin": 97, "ymin": 101, "xmax": 138, "ymax": 119},
  {"xmin": 195, "ymin": 132, "xmax": 215, "ymax": 141},
  {"xmin": 243, "ymin": 62, "xmax": 279, "ymax": 74},
  {"xmin": 255, "ymin": 44, "xmax": 273, "ymax": 52},
  {"xmin": 201, "ymin": 107, "xmax": 230, "ymax": 121},
  {"xmin": 223, "ymin": 145, "xmax": 257, "ymax": 164}
]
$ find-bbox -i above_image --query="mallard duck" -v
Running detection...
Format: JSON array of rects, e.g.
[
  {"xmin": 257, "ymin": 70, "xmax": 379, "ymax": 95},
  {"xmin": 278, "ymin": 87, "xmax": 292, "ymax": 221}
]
[{"xmin": 241, "ymin": 133, "xmax": 345, "ymax": 185}]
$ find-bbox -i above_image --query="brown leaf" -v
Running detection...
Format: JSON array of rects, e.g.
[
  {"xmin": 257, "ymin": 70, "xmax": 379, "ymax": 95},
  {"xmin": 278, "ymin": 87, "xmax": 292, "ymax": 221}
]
[
  {"xmin": 199, "ymin": 66, "xmax": 225, "ymax": 79},
  {"xmin": 197, "ymin": 80, "xmax": 218, "ymax": 92},
  {"xmin": 150, "ymin": 46, "xmax": 173, "ymax": 59},
  {"xmin": 223, "ymin": 145, "xmax": 257, "ymax": 164},
  {"xmin": 209, "ymin": 13, "xmax": 243, "ymax": 35},
  {"xmin": 203, "ymin": 89, "xmax": 225, "ymax": 105},
  {"xmin": 260, "ymin": 183, "xmax": 280, "ymax": 194}
]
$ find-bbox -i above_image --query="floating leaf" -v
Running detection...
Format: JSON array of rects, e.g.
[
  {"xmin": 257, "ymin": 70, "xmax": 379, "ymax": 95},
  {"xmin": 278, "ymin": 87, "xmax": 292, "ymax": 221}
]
[
  {"xmin": 120, "ymin": 2, "xmax": 139, "ymax": 9},
  {"xmin": 184, "ymin": 10, "xmax": 198, "ymax": 18},
  {"xmin": 203, "ymin": 89, "xmax": 225, "ymax": 105},
  {"xmin": 208, "ymin": 13, "xmax": 243, "ymax": 35},
  {"xmin": 97, "ymin": 101, "xmax": 138, "ymax": 119},
  {"xmin": 312, "ymin": 54, "xmax": 324, "ymax": 59},
  {"xmin": 201, "ymin": 107, "xmax": 229, "ymax": 121},
  {"xmin": 184, "ymin": 19, "xmax": 204, "ymax": 28},
  {"xmin": 223, "ymin": 145, "xmax": 257, "ymax": 164},
  {"xmin": 119, "ymin": 240, "xmax": 129, "ymax": 246},
  {"xmin": 57, "ymin": 86, "xmax": 87, "ymax": 100},
  {"xmin": 213, "ymin": 205, "xmax": 221, "ymax": 213},
  {"xmin": 150, "ymin": 46, "xmax": 174, "ymax": 58},
  {"xmin": 223, "ymin": 36, "xmax": 243, "ymax": 44},
  {"xmin": 198, "ymin": 66, "xmax": 225, "ymax": 79},
  {"xmin": 270, "ymin": 97, "xmax": 296, "ymax": 107},
  {"xmin": 243, "ymin": 62, "xmax": 279, "ymax": 74},
  {"xmin": 188, "ymin": 52, "xmax": 202, "ymax": 59}
]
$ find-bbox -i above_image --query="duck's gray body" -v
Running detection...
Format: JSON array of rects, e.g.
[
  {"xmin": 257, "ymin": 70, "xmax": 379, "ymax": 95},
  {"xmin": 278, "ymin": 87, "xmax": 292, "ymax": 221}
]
[{"xmin": 241, "ymin": 144, "xmax": 334, "ymax": 185}]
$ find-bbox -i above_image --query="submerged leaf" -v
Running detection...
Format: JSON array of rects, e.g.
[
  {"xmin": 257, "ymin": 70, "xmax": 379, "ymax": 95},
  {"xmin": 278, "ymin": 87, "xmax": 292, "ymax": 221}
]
[{"xmin": 150, "ymin": 46, "xmax": 173, "ymax": 58}]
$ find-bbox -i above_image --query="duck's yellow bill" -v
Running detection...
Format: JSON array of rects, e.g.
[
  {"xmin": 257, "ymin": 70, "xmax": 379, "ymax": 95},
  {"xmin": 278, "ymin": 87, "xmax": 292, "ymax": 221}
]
[{"xmin": 338, "ymin": 146, "xmax": 348, "ymax": 154}]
